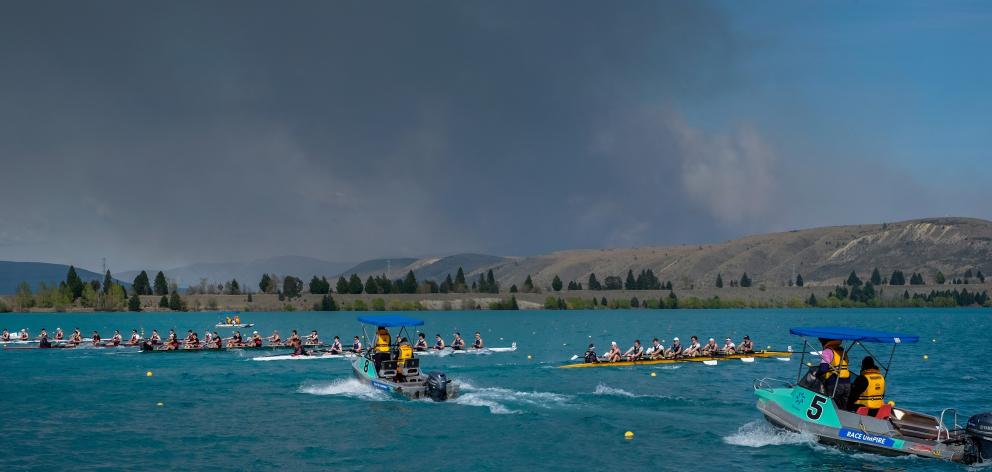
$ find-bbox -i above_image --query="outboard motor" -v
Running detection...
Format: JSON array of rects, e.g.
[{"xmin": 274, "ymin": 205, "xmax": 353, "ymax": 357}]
[
  {"xmin": 964, "ymin": 412, "xmax": 992, "ymax": 464},
  {"xmin": 425, "ymin": 371, "xmax": 450, "ymax": 402}
]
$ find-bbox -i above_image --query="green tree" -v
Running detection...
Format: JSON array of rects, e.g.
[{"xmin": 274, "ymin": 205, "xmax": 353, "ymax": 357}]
[
  {"xmin": 600, "ymin": 296, "xmax": 608, "ymax": 306},
  {"xmin": 348, "ymin": 274, "xmax": 364, "ymax": 294},
  {"xmin": 846, "ymin": 271, "xmax": 862, "ymax": 287},
  {"xmin": 65, "ymin": 266, "xmax": 84, "ymax": 300},
  {"xmin": 454, "ymin": 267, "xmax": 466, "ymax": 292},
  {"xmin": 667, "ymin": 291, "xmax": 679, "ymax": 308},
  {"xmin": 132, "ymin": 271, "xmax": 151, "ymax": 295},
  {"xmin": 486, "ymin": 269, "xmax": 498, "ymax": 293},
  {"xmin": 978, "ymin": 270, "xmax": 986, "ymax": 283},
  {"xmin": 168, "ymin": 291, "xmax": 182, "ymax": 311},
  {"xmin": 102, "ymin": 270, "xmax": 113, "ymax": 295},
  {"xmin": 587, "ymin": 273, "xmax": 602, "ymax": 290},
  {"xmin": 128, "ymin": 293, "xmax": 142, "ymax": 311},
  {"xmin": 552, "ymin": 275, "xmax": 563, "ymax": 292},
  {"xmin": 890, "ymin": 270, "xmax": 906, "ymax": 285},
  {"xmin": 510, "ymin": 284, "xmax": 518, "ymax": 293},
  {"xmin": 739, "ymin": 273, "xmax": 752, "ymax": 288},
  {"xmin": 807, "ymin": 293, "xmax": 818, "ymax": 306},
  {"xmin": 230, "ymin": 279, "xmax": 241, "ymax": 295},
  {"xmin": 870, "ymin": 267, "xmax": 882, "ymax": 285},
  {"xmin": 336, "ymin": 276, "xmax": 349, "ymax": 294},
  {"xmin": 316, "ymin": 294, "xmax": 338, "ymax": 311},
  {"xmin": 153, "ymin": 271, "xmax": 169, "ymax": 295},
  {"xmin": 624, "ymin": 270, "xmax": 636, "ymax": 290},
  {"xmin": 259, "ymin": 274, "xmax": 273, "ymax": 293},
  {"xmin": 159, "ymin": 295, "xmax": 169, "ymax": 308},
  {"xmin": 715, "ymin": 273, "xmax": 723, "ymax": 288},
  {"xmin": 283, "ymin": 276, "xmax": 303, "ymax": 298},
  {"xmin": 365, "ymin": 275, "xmax": 379, "ymax": 294},
  {"xmin": 440, "ymin": 274, "xmax": 453, "ymax": 293},
  {"xmin": 403, "ymin": 270, "xmax": 418, "ymax": 294},
  {"xmin": 14, "ymin": 282, "xmax": 34, "ymax": 309},
  {"xmin": 795, "ymin": 273, "xmax": 804, "ymax": 287},
  {"xmin": 523, "ymin": 275, "xmax": 535, "ymax": 292}
]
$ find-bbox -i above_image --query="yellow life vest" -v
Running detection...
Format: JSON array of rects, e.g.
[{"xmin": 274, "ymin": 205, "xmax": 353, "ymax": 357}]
[
  {"xmin": 374, "ymin": 330, "xmax": 391, "ymax": 353},
  {"xmin": 855, "ymin": 368, "xmax": 886, "ymax": 409},
  {"xmin": 397, "ymin": 345, "xmax": 413, "ymax": 365},
  {"xmin": 824, "ymin": 346, "xmax": 850, "ymax": 380}
]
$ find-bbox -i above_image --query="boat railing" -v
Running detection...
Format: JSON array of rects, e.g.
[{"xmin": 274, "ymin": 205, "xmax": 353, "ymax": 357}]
[
  {"xmin": 754, "ymin": 377, "xmax": 793, "ymax": 391},
  {"xmin": 937, "ymin": 408, "xmax": 960, "ymax": 441}
]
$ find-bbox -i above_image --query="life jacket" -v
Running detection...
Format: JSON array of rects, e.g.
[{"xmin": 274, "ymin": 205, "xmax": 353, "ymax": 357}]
[
  {"xmin": 398, "ymin": 345, "xmax": 412, "ymax": 363},
  {"xmin": 374, "ymin": 330, "xmax": 391, "ymax": 353},
  {"xmin": 824, "ymin": 346, "xmax": 850, "ymax": 380},
  {"xmin": 855, "ymin": 368, "xmax": 886, "ymax": 409}
]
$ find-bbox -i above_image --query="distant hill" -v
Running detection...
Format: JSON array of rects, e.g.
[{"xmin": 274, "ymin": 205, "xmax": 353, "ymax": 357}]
[
  {"xmin": 0, "ymin": 262, "xmax": 108, "ymax": 294},
  {"xmin": 114, "ymin": 256, "xmax": 354, "ymax": 289},
  {"xmin": 339, "ymin": 253, "xmax": 512, "ymax": 282}
]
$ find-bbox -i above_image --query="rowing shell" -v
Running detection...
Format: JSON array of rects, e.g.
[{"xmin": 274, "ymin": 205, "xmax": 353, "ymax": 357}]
[
  {"xmin": 251, "ymin": 351, "xmax": 357, "ymax": 361},
  {"xmin": 558, "ymin": 350, "xmax": 793, "ymax": 368},
  {"xmin": 415, "ymin": 343, "xmax": 517, "ymax": 356},
  {"xmin": 214, "ymin": 323, "xmax": 254, "ymax": 328},
  {"xmin": 140, "ymin": 343, "xmax": 325, "ymax": 353}
]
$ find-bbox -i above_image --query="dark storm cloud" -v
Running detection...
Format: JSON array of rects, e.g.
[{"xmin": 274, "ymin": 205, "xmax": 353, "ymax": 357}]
[{"xmin": 2, "ymin": 1, "xmax": 979, "ymax": 271}]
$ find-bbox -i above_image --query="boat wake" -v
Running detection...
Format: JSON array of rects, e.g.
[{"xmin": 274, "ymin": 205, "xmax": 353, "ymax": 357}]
[
  {"xmin": 297, "ymin": 379, "xmax": 391, "ymax": 401},
  {"xmin": 723, "ymin": 420, "xmax": 814, "ymax": 448},
  {"xmin": 452, "ymin": 381, "xmax": 571, "ymax": 415}
]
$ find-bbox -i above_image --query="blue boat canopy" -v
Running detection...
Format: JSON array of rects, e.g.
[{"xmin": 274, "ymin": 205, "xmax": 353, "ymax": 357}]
[
  {"xmin": 357, "ymin": 315, "xmax": 424, "ymax": 327},
  {"xmin": 789, "ymin": 327, "xmax": 918, "ymax": 344}
]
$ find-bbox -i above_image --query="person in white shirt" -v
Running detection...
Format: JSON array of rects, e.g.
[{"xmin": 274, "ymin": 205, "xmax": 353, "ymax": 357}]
[{"xmin": 722, "ymin": 337, "xmax": 737, "ymax": 355}]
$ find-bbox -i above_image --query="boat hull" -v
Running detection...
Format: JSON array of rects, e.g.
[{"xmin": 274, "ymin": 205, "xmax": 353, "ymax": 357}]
[
  {"xmin": 350, "ymin": 356, "xmax": 458, "ymax": 401},
  {"xmin": 560, "ymin": 350, "xmax": 792, "ymax": 368}
]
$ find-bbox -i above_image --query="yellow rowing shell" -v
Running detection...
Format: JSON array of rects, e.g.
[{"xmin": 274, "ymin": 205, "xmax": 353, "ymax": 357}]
[{"xmin": 558, "ymin": 350, "xmax": 793, "ymax": 368}]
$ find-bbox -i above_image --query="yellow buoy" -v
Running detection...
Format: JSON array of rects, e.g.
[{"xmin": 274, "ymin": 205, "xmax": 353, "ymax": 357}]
[
  {"xmin": 527, "ymin": 355, "xmax": 533, "ymax": 360},
  {"xmin": 146, "ymin": 371, "xmax": 153, "ymax": 377},
  {"xmin": 923, "ymin": 355, "xmax": 929, "ymax": 360},
  {"xmin": 156, "ymin": 402, "xmax": 164, "ymax": 407},
  {"xmin": 624, "ymin": 431, "xmax": 634, "ymax": 440},
  {"xmin": 887, "ymin": 400, "xmax": 896, "ymax": 406}
]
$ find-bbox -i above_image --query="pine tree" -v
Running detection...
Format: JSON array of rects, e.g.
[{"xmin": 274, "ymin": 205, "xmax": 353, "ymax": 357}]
[
  {"xmin": 454, "ymin": 267, "xmax": 466, "ymax": 288},
  {"xmin": 128, "ymin": 293, "xmax": 142, "ymax": 311},
  {"xmin": 807, "ymin": 293, "xmax": 818, "ymax": 306},
  {"xmin": 624, "ymin": 270, "xmax": 636, "ymax": 290},
  {"xmin": 965, "ymin": 268, "xmax": 974, "ymax": 278},
  {"xmin": 552, "ymin": 275, "xmax": 563, "ymax": 292},
  {"xmin": 795, "ymin": 274, "xmax": 804, "ymax": 287},
  {"xmin": 523, "ymin": 275, "xmax": 534, "ymax": 292},
  {"xmin": 588, "ymin": 273, "xmax": 601, "ymax": 290},
  {"xmin": 740, "ymin": 272, "xmax": 752, "ymax": 288},
  {"xmin": 667, "ymin": 291, "xmax": 678, "ymax": 308},
  {"xmin": 260, "ymin": 274, "xmax": 273, "ymax": 293},
  {"xmin": 979, "ymin": 270, "xmax": 986, "ymax": 283},
  {"xmin": 600, "ymin": 296, "xmax": 608, "ymax": 306},
  {"xmin": 509, "ymin": 296, "xmax": 519, "ymax": 310},
  {"xmin": 168, "ymin": 291, "xmax": 182, "ymax": 311},
  {"xmin": 846, "ymin": 271, "xmax": 862, "ymax": 287},
  {"xmin": 715, "ymin": 273, "xmax": 723, "ymax": 288},
  {"xmin": 65, "ymin": 266, "xmax": 84, "ymax": 300},
  {"xmin": 336, "ymin": 276, "xmax": 349, "ymax": 294},
  {"xmin": 440, "ymin": 274, "xmax": 453, "ymax": 293},
  {"xmin": 348, "ymin": 274, "xmax": 364, "ymax": 294},
  {"xmin": 158, "ymin": 295, "xmax": 169, "ymax": 308},
  {"xmin": 365, "ymin": 275, "xmax": 378, "ymax": 294},
  {"xmin": 153, "ymin": 271, "xmax": 169, "ymax": 295},
  {"xmin": 870, "ymin": 267, "xmax": 882, "ymax": 285},
  {"xmin": 133, "ymin": 271, "xmax": 151, "ymax": 295},
  {"xmin": 102, "ymin": 270, "xmax": 113, "ymax": 295},
  {"xmin": 403, "ymin": 270, "xmax": 417, "ymax": 294},
  {"xmin": 890, "ymin": 270, "xmax": 905, "ymax": 285},
  {"xmin": 230, "ymin": 279, "xmax": 241, "ymax": 295}
]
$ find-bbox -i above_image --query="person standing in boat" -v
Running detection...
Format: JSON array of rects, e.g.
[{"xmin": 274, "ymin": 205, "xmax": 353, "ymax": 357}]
[
  {"xmin": 846, "ymin": 356, "xmax": 886, "ymax": 416},
  {"xmin": 816, "ymin": 338, "xmax": 851, "ymax": 404},
  {"xmin": 472, "ymin": 332, "xmax": 484, "ymax": 349},
  {"xmin": 739, "ymin": 335, "xmax": 754, "ymax": 353},
  {"xmin": 396, "ymin": 337, "xmax": 413, "ymax": 368},
  {"xmin": 373, "ymin": 326, "xmax": 392, "ymax": 371},
  {"xmin": 414, "ymin": 333, "xmax": 429, "ymax": 351},
  {"xmin": 433, "ymin": 334, "xmax": 445, "ymax": 350},
  {"xmin": 451, "ymin": 332, "xmax": 466, "ymax": 350}
]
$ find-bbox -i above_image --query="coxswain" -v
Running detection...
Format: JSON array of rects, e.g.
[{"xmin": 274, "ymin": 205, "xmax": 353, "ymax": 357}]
[
  {"xmin": 646, "ymin": 338, "xmax": 664, "ymax": 359},
  {"xmin": 128, "ymin": 330, "xmax": 140, "ymax": 345},
  {"xmin": 584, "ymin": 343, "xmax": 599, "ymax": 363},
  {"xmin": 329, "ymin": 336, "xmax": 343, "ymax": 354},
  {"xmin": 606, "ymin": 341, "xmax": 622, "ymax": 362},
  {"xmin": 451, "ymin": 332, "xmax": 465, "ymax": 350},
  {"xmin": 684, "ymin": 336, "xmax": 702, "ymax": 357},
  {"xmin": 307, "ymin": 330, "xmax": 320, "ymax": 346},
  {"xmin": 846, "ymin": 356, "xmax": 886, "ymax": 415},
  {"xmin": 816, "ymin": 338, "xmax": 850, "ymax": 404},
  {"xmin": 267, "ymin": 330, "xmax": 282, "ymax": 345},
  {"xmin": 701, "ymin": 338, "xmax": 718, "ymax": 355},
  {"xmin": 722, "ymin": 337, "xmax": 736, "ymax": 355},
  {"xmin": 149, "ymin": 330, "xmax": 161, "ymax": 345},
  {"xmin": 414, "ymin": 333, "xmax": 429, "ymax": 351},
  {"xmin": 55, "ymin": 328, "xmax": 64, "ymax": 341},
  {"xmin": 250, "ymin": 331, "xmax": 263, "ymax": 347},
  {"xmin": 433, "ymin": 334, "xmax": 445, "ymax": 350},
  {"xmin": 472, "ymin": 332, "xmax": 484, "ymax": 349},
  {"xmin": 1, "ymin": 329, "xmax": 9, "ymax": 342},
  {"xmin": 665, "ymin": 337, "xmax": 683, "ymax": 358},
  {"xmin": 624, "ymin": 339, "xmax": 644, "ymax": 361},
  {"xmin": 38, "ymin": 330, "xmax": 52, "ymax": 348},
  {"xmin": 739, "ymin": 335, "xmax": 754, "ymax": 353},
  {"xmin": 373, "ymin": 326, "xmax": 392, "ymax": 371},
  {"xmin": 352, "ymin": 336, "xmax": 362, "ymax": 353}
]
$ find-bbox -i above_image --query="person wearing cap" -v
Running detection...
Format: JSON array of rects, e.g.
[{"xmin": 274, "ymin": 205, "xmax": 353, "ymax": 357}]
[
  {"xmin": 606, "ymin": 341, "xmax": 622, "ymax": 362},
  {"xmin": 846, "ymin": 356, "xmax": 886, "ymax": 415},
  {"xmin": 816, "ymin": 338, "xmax": 851, "ymax": 402},
  {"xmin": 584, "ymin": 343, "xmax": 599, "ymax": 363},
  {"xmin": 267, "ymin": 330, "xmax": 281, "ymax": 345},
  {"xmin": 739, "ymin": 335, "xmax": 754, "ymax": 353},
  {"xmin": 623, "ymin": 339, "xmax": 644, "ymax": 361},
  {"xmin": 307, "ymin": 330, "xmax": 320, "ymax": 346},
  {"xmin": 645, "ymin": 338, "xmax": 665, "ymax": 359},
  {"xmin": 249, "ymin": 331, "xmax": 263, "ymax": 347},
  {"xmin": 665, "ymin": 337, "xmax": 683, "ymax": 358},
  {"xmin": 684, "ymin": 336, "xmax": 701, "ymax": 357},
  {"xmin": 701, "ymin": 338, "xmax": 718, "ymax": 355},
  {"xmin": 722, "ymin": 337, "xmax": 736, "ymax": 355},
  {"xmin": 471, "ymin": 332, "xmax": 484, "ymax": 349}
]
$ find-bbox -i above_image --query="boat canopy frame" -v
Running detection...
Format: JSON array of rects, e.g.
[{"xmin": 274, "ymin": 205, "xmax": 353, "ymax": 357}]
[{"xmin": 356, "ymin": 316, "xmax": 422, "ymax": 364}]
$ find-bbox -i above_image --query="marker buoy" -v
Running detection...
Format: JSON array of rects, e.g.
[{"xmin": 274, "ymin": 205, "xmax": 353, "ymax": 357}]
[
  {"xmin": 923, "ymin": 355, "xmax": 929, "ymax": 360},
  {"xmin": 527, "ymin": 355, "xmax": 532, "ymax": 360},
  {"xmin": 156, "ymin": 402, "xmax": 164, "ymax": 407},
  {"xmin": 650, "ymin": 372, "xmax": 657, "ymax": 377},
  {"xmin": 624, "ymin": 431, "xmax": 634, "ymax": 440},
  {"xmin": 146, "ymin": 371, "xmax": 153, "ymax": 377},
  {"xmin": 932, "ymin": 339, "xmax": 936, "ymax": 343}
]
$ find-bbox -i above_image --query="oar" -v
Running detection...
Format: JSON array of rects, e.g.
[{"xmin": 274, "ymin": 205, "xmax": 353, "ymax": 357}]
[
  {"xmin": 740, "ymin": 357, "xmax": 755, "ymax": 363},
  {"xmin": 702, "ymin": 360, "xmax": 718, "ymax": 366}
]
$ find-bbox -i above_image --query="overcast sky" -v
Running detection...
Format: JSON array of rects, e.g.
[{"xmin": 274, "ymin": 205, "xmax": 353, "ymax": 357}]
[{"xmin": 1, "ymin": 0, "xmax": 990, "ymax": 272}]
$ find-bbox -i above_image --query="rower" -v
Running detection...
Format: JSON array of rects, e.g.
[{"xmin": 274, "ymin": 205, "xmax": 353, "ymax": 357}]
[
  {"xmin": 684, "ymin": 336, "xmax": 701, "ymax": 357},
  {"xmin": 204, "ymin": 331, "xmax": 213, "ymax": 345},
  {"xmin": 433, "ymin": 334, "xmax": 445, "ymax": 350},
  {"xmin": 227, "ymin": 331, "xmax": 243, "ymax": 347},
  {"xmin": 164, "ymin": 330, "xmax": 179, "ymax": 350},
  {"xmin": 267, "ymin": 330, "xmax": 281, "ymax": 345},
  {"xmin": 184, "ymin": 331, "xmax": 199, "ymax": 349},
  {"xmin": 606, "ymin": 341, "xmax": 622, "ymax": 362},
  {"xmin": 645, "ymin": 338, "xmax": 664, "ymax": 359},
  {"xmin": 307, "ymin": 330, "xmax": 320, "ymax": 346},
  {"xmin": 739, "ymin": 335, "xmax": 754, "ymax": 353},
  {"xmin": 665, "ymin": 337, "xmax": 683, "ymax": 358},
  {"xmin": 211, "ymin": 331, "xmax": 223, "ymax": 349},
  {"xmin": 329, "ymin": 336, "xmax": 343, "ymax": 354},
  {"xmin": 20, "ymin": 329, "xmax": 29, "ymax": 341},
  {"xmin": 373, "ymin": 326, "xmax": 391, "ymax": 371},
  {"xmin": 250, "ymin": 331, "xmax": 263, "ymax": 347},
  {"xmin": 584, "ymin": 343, "xmax": 599, "ymax": 363},
  {"xmin": 55, "ymin": 328, "xmax": 64, "ymax": 341},
  {"xmin": 846, "ymin": 356, "xmax": 886, "ymax": 415},
  {"xmin": 70, "ymin": 329, "xmax": 82, "ymax": 344},
  {"xmin": 38, "ymin": 330, "xmax": 51, "ymax": 348},
  {"xmin": 414, "ymin": 333, "xmax": 429, "ymax": 351},
  {"xmin": 288, "ymin": 330, "xmax": 300, "ymax": 344},
  {"xmin": 722, "ymin": 337, "xmax": 736, "ymax": 355},
  {"xmin": 38, "ymin": 328, "xmax": 48, "ymax": 340},
  {"xmin": 0, "ymin": 329, "xmax": 8, "ymax": 341},
  {"xmin": 233, "ymin": 314, "xmax": 241, "ymax": 324},
  {"xmin": 91, "ymin": 331, "xmax": 102, "ymax": 346},
  {"xmin": 451, "ymin": 332, "xmax": 465, "ymax": 350},
  {"xmin": 701, "ymin": 338, "xmax": 718, "ymax": 355},
  {"xmin": 149, "ymin": 330, "xmax": 161, "ymax": 345},
  {"xmin": 352, "ymin": 336, "xmax": 362, "ymax": 353},
  {"xmin": 472, "ymin": 332, "xmax": 484, "ymax": 349},
  {"xmin": 128, "ymin": 330, "xmax": 140, "ymax": 345},
  {"xmin": 816, "ymin": 338, "xmax": 851, "ymax": 405},
  {"xmin": 290, "ymin": 337, "xmax": 308, "ymax": 356},
  {"xmin": 624, "ymin": 339, "xmax": 644, "ymax": 361}
]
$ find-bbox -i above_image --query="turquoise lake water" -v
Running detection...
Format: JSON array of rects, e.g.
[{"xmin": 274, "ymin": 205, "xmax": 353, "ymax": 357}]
[{"xmin": 1, "ymin": 308, "xmax": 989, "ymax": 471}]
